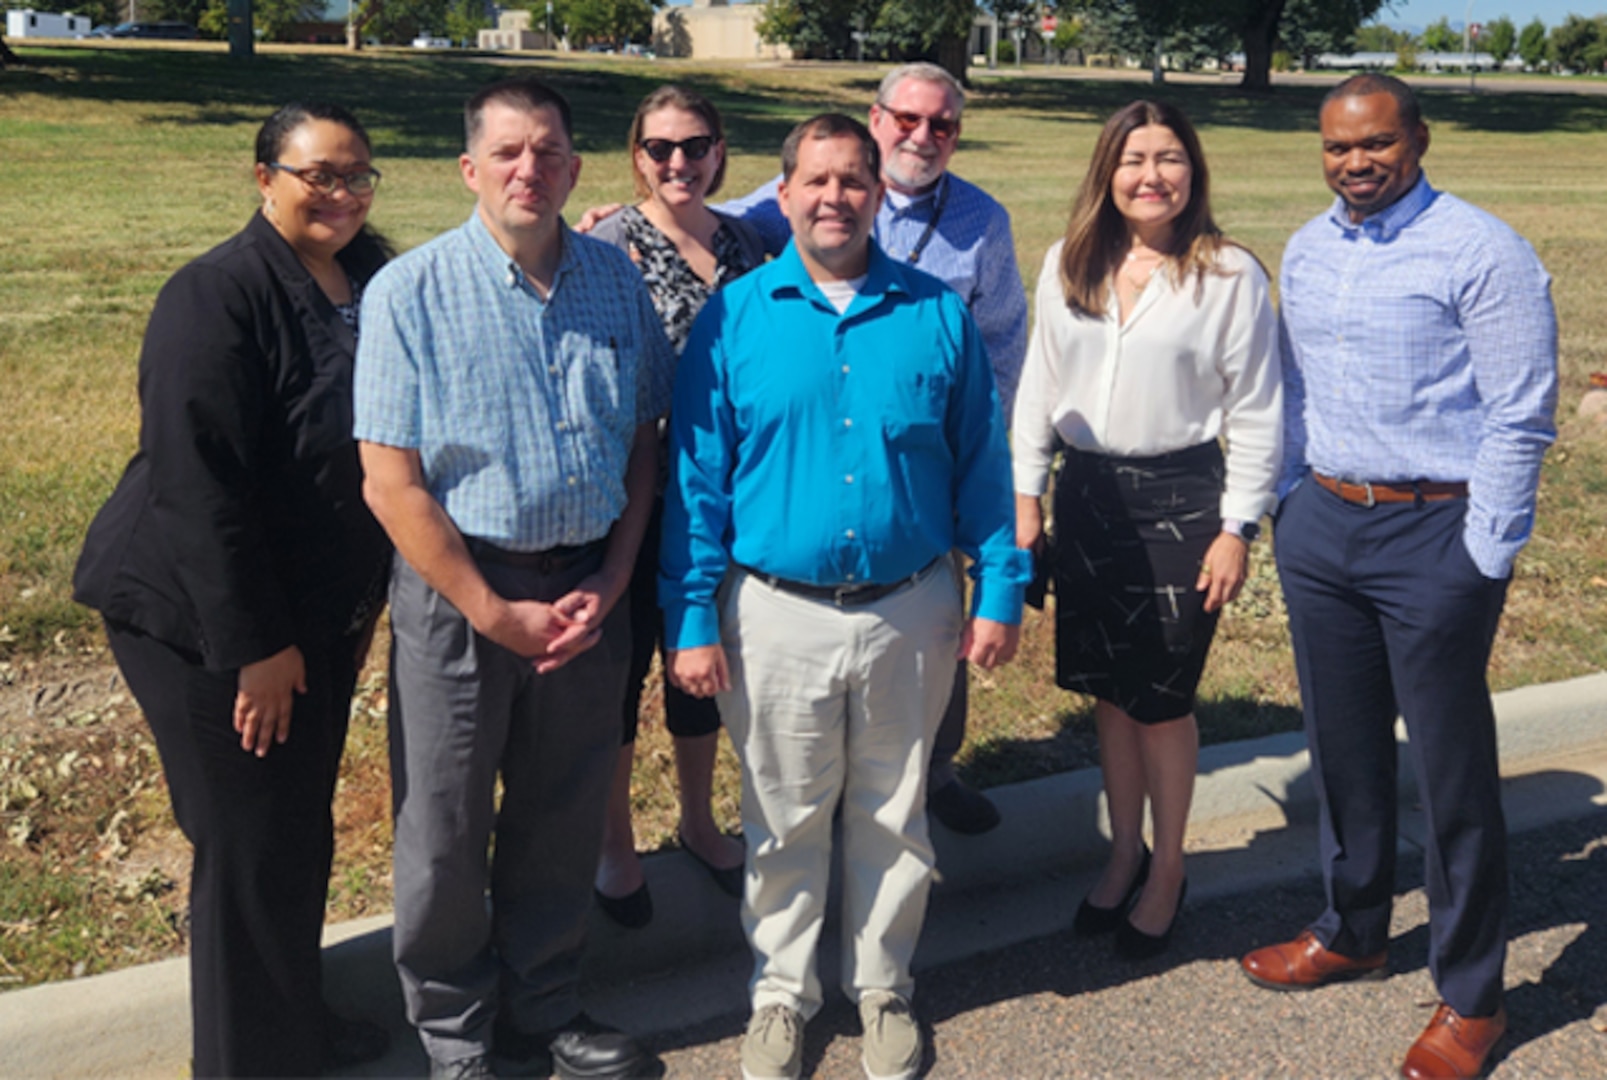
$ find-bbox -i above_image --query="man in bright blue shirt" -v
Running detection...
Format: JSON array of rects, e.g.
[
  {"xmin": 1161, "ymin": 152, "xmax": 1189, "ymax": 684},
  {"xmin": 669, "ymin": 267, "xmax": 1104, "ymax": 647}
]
[
  {"xmin": 356, "ymin": 78, "xmax": 671, "ymax": 1080},
  {"xmin": 1240, "ymin": 76, "xmax": 1557, "ymax": 1080},
  {"xmin": 717, "ymin": 62, "xmax": 1029, "ymax": 834},
  {"xmin": 661, "ymin": 113, "xmax": 1028, "ymax": 1080}
]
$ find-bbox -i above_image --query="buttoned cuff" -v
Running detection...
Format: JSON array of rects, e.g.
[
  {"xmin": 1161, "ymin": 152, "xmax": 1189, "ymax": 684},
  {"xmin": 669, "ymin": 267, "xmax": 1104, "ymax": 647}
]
[{"xmin": 665, "ymin": 600, "xmax": 721, "ymax": 651}]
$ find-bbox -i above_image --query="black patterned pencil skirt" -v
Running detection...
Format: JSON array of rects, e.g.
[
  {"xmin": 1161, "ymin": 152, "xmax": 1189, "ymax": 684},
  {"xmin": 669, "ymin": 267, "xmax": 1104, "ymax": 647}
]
[{"xmin": 1049, "ymin": 440, "xmax": 1225, "ymax": 724}]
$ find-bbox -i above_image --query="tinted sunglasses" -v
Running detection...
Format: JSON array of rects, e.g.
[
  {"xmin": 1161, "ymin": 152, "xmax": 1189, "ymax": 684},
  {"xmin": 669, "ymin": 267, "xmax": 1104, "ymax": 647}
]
[
  {"xmin": 881, "ymin": 108, "xmax": 959, "ymax": 141},
  {"xmin": 638, "ymin": 136, "xmax": 717, "ymax": 163}
]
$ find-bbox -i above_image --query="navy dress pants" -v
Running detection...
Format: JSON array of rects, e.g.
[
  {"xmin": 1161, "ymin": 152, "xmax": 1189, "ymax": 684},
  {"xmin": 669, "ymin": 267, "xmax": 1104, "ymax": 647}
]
[{"xmin": 1276, "ymin": 479, "xmax": 1511, "ymax": 1019}]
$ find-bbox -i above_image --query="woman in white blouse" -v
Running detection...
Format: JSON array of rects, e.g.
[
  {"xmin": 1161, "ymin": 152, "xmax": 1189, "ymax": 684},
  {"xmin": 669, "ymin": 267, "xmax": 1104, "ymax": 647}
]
[{"xmin": 1014, "ymin": 100, "xmax": 1281, "ymax": 960}]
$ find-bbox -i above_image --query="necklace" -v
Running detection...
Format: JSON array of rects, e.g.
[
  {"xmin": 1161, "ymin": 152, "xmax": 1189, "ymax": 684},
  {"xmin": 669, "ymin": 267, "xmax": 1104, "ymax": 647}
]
[{"xmin": 1123, "ymin": 249, "xmax": 1164, "ymax": 291}]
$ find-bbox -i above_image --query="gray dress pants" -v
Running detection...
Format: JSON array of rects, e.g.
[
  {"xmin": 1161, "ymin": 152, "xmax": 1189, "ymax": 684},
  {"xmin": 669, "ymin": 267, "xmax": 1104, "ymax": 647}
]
[{"xmin": 387, "ymin": 548, "xmax": 628, "ymax": 1064}]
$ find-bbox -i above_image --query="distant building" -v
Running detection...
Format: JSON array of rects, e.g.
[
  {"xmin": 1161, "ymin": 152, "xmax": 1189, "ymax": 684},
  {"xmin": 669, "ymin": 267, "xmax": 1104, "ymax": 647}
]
[
  {"xmin": 652, "ymin": 0, "xmax": 790, "ymax": 61},
  {"xmin": 6, "ymin": 8, "xmax": 92, "ymax": 38},
  {"xmin": 479, "ymin": 9, "xmax": 556, "ymax": 51}
]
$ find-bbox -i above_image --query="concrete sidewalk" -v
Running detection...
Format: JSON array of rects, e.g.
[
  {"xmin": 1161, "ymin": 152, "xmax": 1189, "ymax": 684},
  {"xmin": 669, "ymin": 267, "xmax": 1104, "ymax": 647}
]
[{"xmin": 2, "ymin": 673, "xmax": 1604, "ymax": 1078}]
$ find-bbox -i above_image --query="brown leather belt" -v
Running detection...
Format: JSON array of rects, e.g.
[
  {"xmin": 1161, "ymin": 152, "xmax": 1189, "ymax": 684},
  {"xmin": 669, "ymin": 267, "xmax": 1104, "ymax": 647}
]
[
  {"xmin": 1313, "ymin": 472, "xmax": 1468, "ymax": 508},
  {"xmin": 741, "ymin": 557, "xmax": 942, "ymax": 608}
]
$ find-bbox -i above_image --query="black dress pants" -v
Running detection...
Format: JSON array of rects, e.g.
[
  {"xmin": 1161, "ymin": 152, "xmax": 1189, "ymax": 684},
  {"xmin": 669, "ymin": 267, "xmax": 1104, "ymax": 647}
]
[
  {"xmin": 1276, "ymin": 480, "xmax": 1511, "ymax": 1018},
  {"xmin": 107, "ymin": 621, "xmax": 357, "ymax": 1077}
]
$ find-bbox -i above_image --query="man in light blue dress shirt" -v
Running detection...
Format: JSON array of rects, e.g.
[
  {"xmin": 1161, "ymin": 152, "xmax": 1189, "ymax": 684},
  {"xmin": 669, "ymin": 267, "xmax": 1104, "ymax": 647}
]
[
  {"xmin": 661, "ymin": 114, "xmax": 1029, "ymax": 1080},
  {"xmin": 1239, "ymin": 75, "xmax": 1557, "ymax": 1080},
  {"xmin": 356, "ymin": 78, "xmax": 673, "ymax": 1080},
  {"xmin": 717, "ymin": 61, "xmax": 1028, "ymax": 836}
]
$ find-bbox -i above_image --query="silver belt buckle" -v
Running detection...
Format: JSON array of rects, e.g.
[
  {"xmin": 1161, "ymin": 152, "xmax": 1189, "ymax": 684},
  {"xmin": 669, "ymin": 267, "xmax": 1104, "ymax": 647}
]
[{"xmin": 1361, "ymin": 480, "xmax": 1377, "ymax": 508}]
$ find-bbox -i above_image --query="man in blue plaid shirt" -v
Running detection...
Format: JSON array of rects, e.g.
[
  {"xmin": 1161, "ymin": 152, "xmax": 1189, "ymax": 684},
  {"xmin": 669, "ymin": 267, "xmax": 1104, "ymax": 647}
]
[{"xmin": 1240, "ymin": 75, "xmax": 1558, "ymax": 1080}]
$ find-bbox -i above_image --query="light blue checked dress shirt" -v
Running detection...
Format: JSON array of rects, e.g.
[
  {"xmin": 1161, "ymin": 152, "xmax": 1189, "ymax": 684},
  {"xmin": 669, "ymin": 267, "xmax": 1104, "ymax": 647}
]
[
  {"xmin": 354, "ymin": 212, "xmax": 676, "ymax": 551},
  {"xmin": 1278, "ymin": 174, "xmax": 1558, "ymax": 578},
  {"xmin": 717, "ymin": 170, "xmax": 1028, "ymax": 418}
]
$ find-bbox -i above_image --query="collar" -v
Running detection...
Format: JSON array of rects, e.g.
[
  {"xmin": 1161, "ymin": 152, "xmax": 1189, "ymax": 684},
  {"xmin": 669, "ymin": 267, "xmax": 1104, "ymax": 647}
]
[
  {"xmin": 882, "ymin": 172, "xmax": 948, "ymax": 214},
  {"xmin": 1327, "ymin": 172, "xmax": 1435, "ymax": 242},
  {"xmin": 463, "ymin": 210, "xmax": 576, "ymax": 293},
  {"xmin": 769, "ymin": 238, "xmax": 909, "ymax": 309}
]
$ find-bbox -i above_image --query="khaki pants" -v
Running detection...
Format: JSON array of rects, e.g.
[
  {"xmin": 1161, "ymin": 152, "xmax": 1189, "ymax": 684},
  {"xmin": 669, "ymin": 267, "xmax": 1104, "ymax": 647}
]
[{"xmin": 716, "ymin": 564, "xmax": 962, "ymax": 1018}]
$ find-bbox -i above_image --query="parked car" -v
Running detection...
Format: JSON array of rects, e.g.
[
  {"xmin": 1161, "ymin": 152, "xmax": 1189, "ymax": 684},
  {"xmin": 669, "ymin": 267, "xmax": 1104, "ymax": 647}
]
[{"xmin": 104, "ymin": 21, "xmax": 198, "ymax": 39}]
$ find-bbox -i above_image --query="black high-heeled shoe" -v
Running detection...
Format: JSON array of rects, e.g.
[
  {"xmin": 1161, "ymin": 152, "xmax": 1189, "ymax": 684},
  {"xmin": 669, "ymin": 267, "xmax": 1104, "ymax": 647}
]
[
  {"xmin": 1073, "ymin": 844, "xmax": 1151, "ymax": 936},
  {"xmin": 1116, "ymin": 877, "xmax": 1188, "ymax": 961}
]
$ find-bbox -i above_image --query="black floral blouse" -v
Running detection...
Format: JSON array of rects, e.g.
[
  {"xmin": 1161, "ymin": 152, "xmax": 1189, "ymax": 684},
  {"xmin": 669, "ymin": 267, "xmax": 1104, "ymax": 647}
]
[{"xmin": 617, "ymin": 205, "xmax": 759, "ymax": 352}]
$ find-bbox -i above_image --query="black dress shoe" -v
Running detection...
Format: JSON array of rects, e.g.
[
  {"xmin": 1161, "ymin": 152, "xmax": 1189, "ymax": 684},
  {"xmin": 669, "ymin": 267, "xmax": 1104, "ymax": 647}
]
[
  {"xmin": 594, "ymin": 882, "xmax": 653, "ymax": 929},
  {"xmin": 1116, "ymin": 878, "xmax": 1187, "ymax": 961},
  {"xmin": 928, "ymin": 777, "xmax": 1001, "ymax": 834},
  {"xmin": 321, "ymin": 1007, "xmax": 390, "ymax": 1070},
  {"xmin": 1073, "ymin": 844, "xmax": 1150, "ymax": 936},
  {"xmin": 496, "ymin": 1013, "xmax": 648, "ymax": 1080},
  {"xmin": 679, "ymin": 830, "xmax": 745, "ymax": 898}
]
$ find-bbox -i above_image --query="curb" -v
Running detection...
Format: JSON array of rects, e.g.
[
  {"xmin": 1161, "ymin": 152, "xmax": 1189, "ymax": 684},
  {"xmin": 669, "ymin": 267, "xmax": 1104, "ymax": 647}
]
[{"xmin": 1, "ymin": 673, "xmax": 1604, "ymax": 1078}]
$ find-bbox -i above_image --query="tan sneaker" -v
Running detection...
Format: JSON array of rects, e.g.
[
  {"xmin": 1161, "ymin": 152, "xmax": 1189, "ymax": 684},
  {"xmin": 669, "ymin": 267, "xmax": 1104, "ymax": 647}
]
[
  {"xmin": 740, "ymin": 1004, "xmax": 803, "ymax": 1080},
  {"xmin": 859, "ymin": 990, "xmax": 920, "ymax": 1080}
]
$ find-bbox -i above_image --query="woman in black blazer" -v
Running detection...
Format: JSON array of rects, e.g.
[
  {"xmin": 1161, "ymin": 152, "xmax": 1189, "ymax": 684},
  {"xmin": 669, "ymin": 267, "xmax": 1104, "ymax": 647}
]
[{"xmin": 74, "ymin": 103, "xmax": 392, "ymax": 1078}]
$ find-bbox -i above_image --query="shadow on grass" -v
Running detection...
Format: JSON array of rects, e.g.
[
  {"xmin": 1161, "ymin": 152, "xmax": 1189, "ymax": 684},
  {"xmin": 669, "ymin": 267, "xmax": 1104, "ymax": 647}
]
[{"xmin": 960, "ymin": 693, "xmax": 1305, "ymax": 791}]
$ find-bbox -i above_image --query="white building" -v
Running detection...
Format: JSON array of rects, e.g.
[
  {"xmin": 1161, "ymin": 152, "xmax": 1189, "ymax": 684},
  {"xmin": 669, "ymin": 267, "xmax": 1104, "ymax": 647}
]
[
  {"xmin": 652, "ymin": 0, "xmax": 790, "ymax": 61},
  {"xmin": 5, "ymin": 8, "xmax": 92, "ymax": 38}
]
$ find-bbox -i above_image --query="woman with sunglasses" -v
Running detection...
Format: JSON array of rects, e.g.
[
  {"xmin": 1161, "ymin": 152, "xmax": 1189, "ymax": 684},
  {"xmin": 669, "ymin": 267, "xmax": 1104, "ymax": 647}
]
[
  {"xmin": 589, "ymin": 85, "xmax": 765, "ymax": 927},
  {"xmin": 1013, "ymin": 100, "xmax": 1281, "ymax": 961},
  {"xmin": 74, "ymin": 103, "xmax": 393, "ymax": 1076}
]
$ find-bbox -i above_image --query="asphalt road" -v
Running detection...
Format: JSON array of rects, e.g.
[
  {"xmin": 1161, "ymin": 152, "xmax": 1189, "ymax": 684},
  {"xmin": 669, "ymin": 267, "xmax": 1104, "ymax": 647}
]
[{"xmin": 646, "ymin": 809, "xmax": 1607, "ymax": 1079}]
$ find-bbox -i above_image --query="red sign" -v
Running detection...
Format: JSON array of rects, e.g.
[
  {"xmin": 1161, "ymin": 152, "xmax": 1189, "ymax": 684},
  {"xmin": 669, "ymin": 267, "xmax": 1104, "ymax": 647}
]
[
  {"xmin": 1470, "ymin": 22, "xmax": 1482, "ymax": 40},
  {"xmin": 1041, "ymin": 14, "xmax": 1058, "ymax": 35}
]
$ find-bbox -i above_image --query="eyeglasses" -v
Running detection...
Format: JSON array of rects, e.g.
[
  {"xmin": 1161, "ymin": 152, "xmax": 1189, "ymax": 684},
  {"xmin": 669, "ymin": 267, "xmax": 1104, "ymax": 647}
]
[
  {"xmin": 268, "ymin": 162, "xmax": 382, "ymax": 196},
  {"xmin": 638, "ymin": 136, "xmax": 716, "ymax": 163},
  {"xmin": 879, "ymin": 108, "xmax": 959, "ymax": 142}
]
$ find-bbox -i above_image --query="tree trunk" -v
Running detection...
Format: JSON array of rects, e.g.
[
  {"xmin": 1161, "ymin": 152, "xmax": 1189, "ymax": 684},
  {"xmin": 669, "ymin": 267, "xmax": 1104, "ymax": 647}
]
[
  {"xmin": 1, "ymin": 34, "xmax": 21, "ymax": 67},
  {"xmin": 1238, "ymin": 0, "xmax": 1287, "ymax": 91},
  {"xmin": 935, "ymin": 33, "xmax": 968, "ymax": 87}
]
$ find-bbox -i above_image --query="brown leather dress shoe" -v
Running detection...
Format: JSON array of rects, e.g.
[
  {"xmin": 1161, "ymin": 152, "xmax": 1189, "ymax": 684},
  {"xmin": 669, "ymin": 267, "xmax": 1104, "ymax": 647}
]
[
  {"xmin": 1401, "ymin": 1003, "xmax": 1506, "ymax": 1079},
  {"xmin": 1241, "ymin": 929, "xmax": 1388, "ymax": 991}
]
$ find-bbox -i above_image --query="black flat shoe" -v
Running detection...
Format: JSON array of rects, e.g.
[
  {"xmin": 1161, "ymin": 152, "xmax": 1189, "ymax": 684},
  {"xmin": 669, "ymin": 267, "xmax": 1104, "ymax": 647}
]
[
  {"xmin": 321, "ymin": 1007, "xmax": 390, "ymax": 1071},
  {"xmin": 594, "ymin": 882, "xmax": 653, "ymax": 929},
  {"xmin": 1073, "ymin": 844, "xmax": 1151, "ymax": 936},
  {"xmin": 679, "ymin": 830, "xmax": 745, "ymax": 898},
  {"xmin": 1116, "ymin": 877, "xmax": 1187, "ymax": 961}
]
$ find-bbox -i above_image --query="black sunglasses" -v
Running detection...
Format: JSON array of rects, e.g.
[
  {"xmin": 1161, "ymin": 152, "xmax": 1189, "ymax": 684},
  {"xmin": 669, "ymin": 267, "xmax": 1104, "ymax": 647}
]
[{"xmin": 638, "ymin": 136, "xmax": 717, "ymax": 163}]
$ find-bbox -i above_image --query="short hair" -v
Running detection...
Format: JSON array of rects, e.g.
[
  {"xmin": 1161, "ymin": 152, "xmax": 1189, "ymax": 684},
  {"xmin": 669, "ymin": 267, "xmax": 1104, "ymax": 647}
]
[
  {"xmin": 465, "ymin": 77, "xmax": 573, "ymax": 153},
  {"xmin": 255, "ymin": 102, "xmax": 372, "ymax": 166},
  {"xmin": 1322, "ymin": 73, "xmax": 1423, "ymax": 131},
  {"xmin": 875, "ymin": 62, "xmax": 965, "ymax": 117},
  {"xmin": 1058, "ymin": 99, "xmax": 1227, "ymax": 317},
  {"xmin": 626, "ymin": 84, "xmax": 729, "ymax": 200},
  {"xmin": 780, "ymin": 113, "xmax": 880, "ymax": 181}
]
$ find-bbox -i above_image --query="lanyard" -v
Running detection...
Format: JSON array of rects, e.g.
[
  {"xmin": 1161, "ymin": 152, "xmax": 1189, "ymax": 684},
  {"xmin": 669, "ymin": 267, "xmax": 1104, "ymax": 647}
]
[{"xmin": 902, "ymin": 175, "xmax": 949, "ymax": 267}]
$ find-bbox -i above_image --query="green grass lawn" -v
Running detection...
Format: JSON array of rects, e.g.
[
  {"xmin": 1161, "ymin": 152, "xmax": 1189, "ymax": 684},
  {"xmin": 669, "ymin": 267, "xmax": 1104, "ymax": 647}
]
[{"xmin": 1, "ymin": 44, "xmax": 1604, "ymax": 985}]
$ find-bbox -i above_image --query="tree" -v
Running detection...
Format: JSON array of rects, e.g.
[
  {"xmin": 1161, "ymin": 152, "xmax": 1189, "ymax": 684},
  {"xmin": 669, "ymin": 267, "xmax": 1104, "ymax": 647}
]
[
  {"xmin": 1211, "ymin": 0, "xmax": 1383, "ymax": 91},
  {"xmin": 1353, "ymin": 22, "xmax": 1410, "ymax": 53},
  {"xmin": 1548, "ymin": 13, "xmax": 1606, "ymax": 73},
  {"xmin": 561, "ymin": 0, "xmax": 654, "ymax": 47},
  {"xmin": 754, "ymin": 0, "xmax": 800, "ymax": 46},
  {"xmin": 872, "ymin": 0, "xmax": 976, "ymax": 80},
  {"xmin": 0, "ymin": 33, "xmax": 20, "ymax": 67},
  {"xmin": 1050, "ymin": 16, "xmax": 1083, "ymax": 61},
  {"xmin": 1481, "ymin": 15, "xmax": 1515, "ymax": 66},
  {"xmin": 1419, "ymin": 15, "xmax": 1459, "ymax": 53},
  {"xmin": 201, "ymin": 0, "xmax": 323, "ymax": 40},
  {"xmin": 1517, "ymin": 16, "xmax": 1546, "ymax": 69}
]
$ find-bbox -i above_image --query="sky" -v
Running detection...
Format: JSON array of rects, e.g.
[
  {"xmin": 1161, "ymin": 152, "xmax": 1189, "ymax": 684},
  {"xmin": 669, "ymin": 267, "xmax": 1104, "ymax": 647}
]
[{"xmin": 1369, "ymin": 1, "xmax": 1596, "ymax": 31}]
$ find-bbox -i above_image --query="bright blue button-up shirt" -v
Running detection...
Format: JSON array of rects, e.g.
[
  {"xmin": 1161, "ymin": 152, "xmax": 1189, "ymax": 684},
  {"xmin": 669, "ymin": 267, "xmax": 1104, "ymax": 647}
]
[
  {"xmin": 354, "ymin": 213, "xmax": 676, "ymax": 550},
  {"xmin": 661, "ymin": 240, "xmax": 1031, "ymax": 650},
  {"xmin": 717, "ymin": 171, "xmax": 1028, "ymax": 418},
  {"xmin": 1278, "ymin": 174, "xmax": 1558, "ymax": 578}
]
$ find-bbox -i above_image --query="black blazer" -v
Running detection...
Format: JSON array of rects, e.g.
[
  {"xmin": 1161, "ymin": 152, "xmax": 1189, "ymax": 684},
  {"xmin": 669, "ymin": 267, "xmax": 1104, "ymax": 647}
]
[{"xmin": 74, "ymin": 212, "xmax": 392, "ymax": 671}]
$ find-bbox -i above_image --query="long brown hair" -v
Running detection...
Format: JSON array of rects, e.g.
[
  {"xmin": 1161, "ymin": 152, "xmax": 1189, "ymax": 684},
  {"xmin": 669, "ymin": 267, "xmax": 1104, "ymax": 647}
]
[{"xmin": 1058, "ymin": 100, "xmax": 1224, "ymax": 317}]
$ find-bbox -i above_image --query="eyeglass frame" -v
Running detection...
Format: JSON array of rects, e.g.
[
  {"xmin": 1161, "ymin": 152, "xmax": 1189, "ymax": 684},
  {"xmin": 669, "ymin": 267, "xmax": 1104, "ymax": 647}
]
[
  {"xmin": 267, "ymin": 161, "xmax": 383, "ymax": 196},
  {"xmin": 876, "ymin": 107, "xmax": 960, "ymax": 142},
  {"xmin": 637, "ymin": 136, "xmax": 718, "ymax": 163}
]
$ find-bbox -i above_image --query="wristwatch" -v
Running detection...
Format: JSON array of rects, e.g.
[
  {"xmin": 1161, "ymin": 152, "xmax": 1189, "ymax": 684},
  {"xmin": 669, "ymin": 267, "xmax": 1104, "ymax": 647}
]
[{"xmin": 1222, "ymin": 518, "xmax": 1261, "ymax": 542}]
